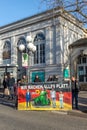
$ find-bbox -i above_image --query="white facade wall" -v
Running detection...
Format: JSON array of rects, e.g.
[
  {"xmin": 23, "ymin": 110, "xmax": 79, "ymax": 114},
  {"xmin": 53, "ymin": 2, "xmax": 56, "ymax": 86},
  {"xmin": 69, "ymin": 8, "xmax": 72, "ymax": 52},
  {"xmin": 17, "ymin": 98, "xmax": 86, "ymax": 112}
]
[
  {"xmin": 59, "ymin": 16, "xmax": 85, "ymax": 70},
  {"xmin": 0, "ymin": 9, "xmax": 86, "ymax": 82}
]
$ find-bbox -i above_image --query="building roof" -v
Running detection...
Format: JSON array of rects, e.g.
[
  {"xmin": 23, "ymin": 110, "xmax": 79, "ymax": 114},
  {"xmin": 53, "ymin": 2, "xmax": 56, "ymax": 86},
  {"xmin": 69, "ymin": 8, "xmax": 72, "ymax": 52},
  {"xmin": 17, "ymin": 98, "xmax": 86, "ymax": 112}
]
[{"xmin": 0, "ymin": 7, "xmax": 84, "ymax": 35}]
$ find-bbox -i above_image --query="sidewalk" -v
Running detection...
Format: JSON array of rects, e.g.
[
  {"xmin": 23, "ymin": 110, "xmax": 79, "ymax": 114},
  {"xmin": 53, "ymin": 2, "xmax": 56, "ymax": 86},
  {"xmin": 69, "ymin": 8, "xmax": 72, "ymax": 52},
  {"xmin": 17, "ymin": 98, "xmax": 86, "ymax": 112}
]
[
  {"xmin": 68, "ymin": 91, "xmax": 87, "ymax": 118},
  {"xmin": 0, "ymin": 89, "xmax": 87, "ymax": 118},
  {"xmin": 0, "ymin": 88, "xmax": 16, "ymax": 107}
]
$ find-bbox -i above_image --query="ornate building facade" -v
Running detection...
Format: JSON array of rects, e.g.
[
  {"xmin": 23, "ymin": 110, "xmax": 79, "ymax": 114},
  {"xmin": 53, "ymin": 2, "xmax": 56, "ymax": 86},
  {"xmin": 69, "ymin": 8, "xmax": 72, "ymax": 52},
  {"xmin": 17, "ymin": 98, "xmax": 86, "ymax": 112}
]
[{"xmin": 0, "ymin": 8, "xmax": 86, "ymax": 86}]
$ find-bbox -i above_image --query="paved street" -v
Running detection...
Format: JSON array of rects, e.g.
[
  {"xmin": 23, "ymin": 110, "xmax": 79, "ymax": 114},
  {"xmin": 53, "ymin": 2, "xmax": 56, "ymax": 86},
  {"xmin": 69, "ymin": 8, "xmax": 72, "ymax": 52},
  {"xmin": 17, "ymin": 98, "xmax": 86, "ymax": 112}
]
[
  {"xmin": 0, "ymin": 91, "xmax": 87, "ymax": 130},
  {"xmin": 78, "ymin": 91, "xmax": 87, "ymax": 111},
  {"xmin": 0, "ymin": 90, "xmax": 87, "ymax": 116},
  {"xmin": 0, "ymin": 104, "xmax": 87, "ymax": 130},
  {"xmin": 67, "ymin": 91, "xmax": 87, "ymax": 118}
]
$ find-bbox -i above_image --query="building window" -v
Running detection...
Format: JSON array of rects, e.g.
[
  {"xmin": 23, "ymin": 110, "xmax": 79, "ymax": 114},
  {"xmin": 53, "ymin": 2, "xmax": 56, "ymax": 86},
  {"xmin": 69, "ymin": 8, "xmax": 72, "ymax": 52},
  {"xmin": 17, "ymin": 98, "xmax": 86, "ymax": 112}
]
[
  {"xmin": 77, "ymin": 56, "xmax": 87, "ymax": 83},
  {"xmin": 3, "ymin": 41, "xmax": 11, "ymax": 60},
  {"xmin": 85, "ymin": 66, "xmax": 87, "ymax": 82},
  {"xmin": 34, "ymin": 32, "xmax": 45, "ymax": 64},
  {"xmin": 78, "ymin": 66, "xmax": 84, "ymax": 82},
  {"xmin": 82, "ymin": 57, "xmax": 86, "ymax": 63},
  {"xmin": 31, "ymin": 71, "xmax": 45, "ymax": 82},
  {"xmin": 78, "ymin": 56, "xmax": 87, "ymax": 64},
  {"xmin": 78, "ymin": 57, "xmax": 81, "ymax": 64}
]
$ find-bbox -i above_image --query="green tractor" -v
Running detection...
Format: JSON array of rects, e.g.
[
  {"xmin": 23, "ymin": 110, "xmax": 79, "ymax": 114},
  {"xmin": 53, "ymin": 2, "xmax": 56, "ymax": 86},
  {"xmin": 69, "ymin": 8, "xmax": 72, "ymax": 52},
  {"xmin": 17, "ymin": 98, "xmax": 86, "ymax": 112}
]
[{"xmin": 34, "ymin": 90, "xmax": 50, "ymax": 106}]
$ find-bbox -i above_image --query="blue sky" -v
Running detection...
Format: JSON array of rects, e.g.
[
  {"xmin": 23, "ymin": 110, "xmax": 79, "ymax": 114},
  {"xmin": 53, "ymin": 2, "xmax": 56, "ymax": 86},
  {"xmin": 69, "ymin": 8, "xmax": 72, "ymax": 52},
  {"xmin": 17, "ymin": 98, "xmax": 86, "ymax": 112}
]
[
  {"xmin": 0, "ymin": 0, "xmax": 86, "ymax": 28},
  {"xmin": 0, "ymin": 0, "xmax": 46, "ymax": 26}
]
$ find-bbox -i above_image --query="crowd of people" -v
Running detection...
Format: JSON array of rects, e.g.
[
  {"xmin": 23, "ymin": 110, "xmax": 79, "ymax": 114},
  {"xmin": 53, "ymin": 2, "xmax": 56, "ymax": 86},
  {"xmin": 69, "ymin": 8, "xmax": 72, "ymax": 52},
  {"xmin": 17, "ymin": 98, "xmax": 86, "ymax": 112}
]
[
  {"xmin": 47, "ymin": 75, "xmax": 58, "ymax": 82},
  {"xmin": 3, "ymin": 73, "xmax": 15, "ymax": 99},
  {"xmin": 2, "ymin": 72, "xmax": 80, "ymax": 110}
]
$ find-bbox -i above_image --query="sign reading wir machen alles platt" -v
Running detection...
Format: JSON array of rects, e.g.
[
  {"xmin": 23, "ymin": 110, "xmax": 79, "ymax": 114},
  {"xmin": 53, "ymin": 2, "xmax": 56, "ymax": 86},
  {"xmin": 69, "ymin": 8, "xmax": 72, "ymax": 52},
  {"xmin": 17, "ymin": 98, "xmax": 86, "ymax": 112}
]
[{"xmin": 18, "ymin": 83, "xmax": 72, "ymax": 110}]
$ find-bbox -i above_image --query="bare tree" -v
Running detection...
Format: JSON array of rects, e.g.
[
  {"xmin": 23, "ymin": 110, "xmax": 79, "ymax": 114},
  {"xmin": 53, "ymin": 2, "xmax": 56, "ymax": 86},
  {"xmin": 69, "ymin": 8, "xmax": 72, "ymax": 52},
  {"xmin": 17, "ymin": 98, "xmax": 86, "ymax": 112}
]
[{"xmin": 40, "ymin": 0, "xmax": 87, "ymax": 27}]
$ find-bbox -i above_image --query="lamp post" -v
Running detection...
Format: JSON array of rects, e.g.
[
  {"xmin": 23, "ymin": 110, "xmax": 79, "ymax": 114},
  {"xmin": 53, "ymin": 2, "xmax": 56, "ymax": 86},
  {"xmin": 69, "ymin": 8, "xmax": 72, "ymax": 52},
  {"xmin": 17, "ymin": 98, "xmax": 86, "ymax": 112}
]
[
  {"xmin": 18, "ymin": 35, "xmax": 36, "ymax": 83},
  {"xmin": 4, "ymin": 64, "xmax": 10, "ymax": 75}
]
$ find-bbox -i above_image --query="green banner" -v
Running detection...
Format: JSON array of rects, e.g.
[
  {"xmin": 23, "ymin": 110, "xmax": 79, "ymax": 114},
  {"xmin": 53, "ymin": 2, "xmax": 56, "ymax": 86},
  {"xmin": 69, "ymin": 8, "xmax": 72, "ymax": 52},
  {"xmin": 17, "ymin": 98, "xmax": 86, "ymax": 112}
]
[{"xmin": 22, "ymin": 53, "xmax": 28, "ymax": 67}]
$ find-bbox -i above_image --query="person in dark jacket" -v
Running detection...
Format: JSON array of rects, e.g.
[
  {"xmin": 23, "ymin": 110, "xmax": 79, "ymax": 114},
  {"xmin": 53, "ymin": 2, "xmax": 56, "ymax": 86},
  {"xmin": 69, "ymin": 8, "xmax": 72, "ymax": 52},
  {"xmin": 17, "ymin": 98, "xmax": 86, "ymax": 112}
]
[
  {"xmin": 34, "ymin": 75, "xmax": 41, "ymax": 82},
  {"xmin": 71, "ymin": 76, "xmax": 79, "ymax": 109},
  {"xmin": 47, "ymin": 75, "xmax": 53, "ymax": 82},
  {"xmin": 3, "ymin": 75, "xmax": 9, "ymax": 90},
  {"xmin": 8, "ymin": 73, "xmax": 15, "ymax": 99},
  {"xmin": 3, "ymin": 75, "xmax": 9, "ymax": 97},
  {"xmin": 14, "ymin": 79, "xmax": 21, "ymax": 109}
]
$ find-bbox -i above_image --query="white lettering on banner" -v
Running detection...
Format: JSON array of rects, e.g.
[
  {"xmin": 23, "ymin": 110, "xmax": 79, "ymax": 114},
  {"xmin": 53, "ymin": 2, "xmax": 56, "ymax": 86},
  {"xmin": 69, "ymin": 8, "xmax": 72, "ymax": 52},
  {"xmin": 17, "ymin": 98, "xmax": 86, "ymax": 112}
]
[
  {"xmin": 20, "ymin": 83, "xmax": 70, "ymax": 89},
  {"xmin": 56, "ymin": 84, "xmax": 69, "ymax": 88},
  {"xmin": 21, "ymin": 86, "xmax": 27, "ymax": 89}
]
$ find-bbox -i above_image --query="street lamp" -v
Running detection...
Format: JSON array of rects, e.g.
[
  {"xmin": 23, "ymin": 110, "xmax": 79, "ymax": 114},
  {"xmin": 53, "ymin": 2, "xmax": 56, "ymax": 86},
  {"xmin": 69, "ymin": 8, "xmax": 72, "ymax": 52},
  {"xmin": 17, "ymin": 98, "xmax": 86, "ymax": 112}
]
[
  {"xmin": 4, "ymin": 64, "xmax": 10, "ymax": 75},
  {"xmin": 18, "ymin": 35, "xmax": 36, "ymax": 82}
]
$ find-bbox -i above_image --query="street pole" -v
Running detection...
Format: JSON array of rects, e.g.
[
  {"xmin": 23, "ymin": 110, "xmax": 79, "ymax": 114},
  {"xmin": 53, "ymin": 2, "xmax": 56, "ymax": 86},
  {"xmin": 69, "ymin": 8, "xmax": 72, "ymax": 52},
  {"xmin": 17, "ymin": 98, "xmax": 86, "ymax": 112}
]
[
  {"xmin": 5, "ymin": 66, "xmax": 7, "ymax": 75},
  {"xmin": 5, "ymin": 64, "xmax": 10, "ymax": 75},
  {"xmin": 18, "ymin": 35, "xmax": 36, "ymax": 83}
]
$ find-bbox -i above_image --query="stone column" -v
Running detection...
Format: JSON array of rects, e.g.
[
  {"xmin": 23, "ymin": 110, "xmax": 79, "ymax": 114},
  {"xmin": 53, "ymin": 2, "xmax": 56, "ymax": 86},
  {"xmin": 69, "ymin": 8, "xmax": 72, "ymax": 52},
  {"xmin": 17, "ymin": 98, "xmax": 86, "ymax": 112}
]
[
  {"xmin": 11, "ymin": 36, "xmax": 17, "ymax": 65},
  {"xmin": 55, "ymin": 24, "xmax": 63, "ymax": 79},
  {"xmin": 11, "ymin": 36, "xmax": 18, "ymax": 79},
  {"xmin": 45, "ymin": 26, "xmax": 55, "ymax": 65},
  {"xmin": 56, "ymin": 24, "xmax": 61, "ymax": 65}
]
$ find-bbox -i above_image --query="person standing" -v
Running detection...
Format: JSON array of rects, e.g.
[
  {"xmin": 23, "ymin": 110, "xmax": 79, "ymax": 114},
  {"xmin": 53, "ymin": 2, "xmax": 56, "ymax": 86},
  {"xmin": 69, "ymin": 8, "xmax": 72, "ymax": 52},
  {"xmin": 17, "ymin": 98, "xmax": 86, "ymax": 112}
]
[
  {"xmin": 50, "ymin": 87, "xmax": 56, "ymax": 108},
  {"xmin": 34, "ymin": 75, "xmax": 41, "ymax": 82},
  {"xmin": 3, "ymin": 75, "xmax": 9, "ymax": 90},
  {"xmin": 14, "ymin": 79, "xmax": 21, "ymax": 109},
  {"xmin": 2, "ymin": 75, "xmax": 9, "ymax": 97},
  {"xmin": 8, "ymin": 73, "xmax": 15, "ymax": 99},
  {"xmin": 21, "ymin": 75, "xmax": 28, "ymax": 84},
  {"xmin": 59, "ymin": 91, "xmax": 64, "ymax": 108},
  {"xmin": 52, "ymin": 75, "xmax": 58, "ymax": 81},
  {"xmin": 71, "ymin": 76, "xmax": 79, "ymax": 109},
  {"xmin": 47, "ymin": 75, "xmax": 52, "ymax": 82}
]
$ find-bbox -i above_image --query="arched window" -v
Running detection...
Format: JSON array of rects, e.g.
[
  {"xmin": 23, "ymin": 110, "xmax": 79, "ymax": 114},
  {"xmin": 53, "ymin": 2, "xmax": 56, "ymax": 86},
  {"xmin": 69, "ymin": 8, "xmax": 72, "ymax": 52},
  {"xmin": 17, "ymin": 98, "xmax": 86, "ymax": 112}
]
[
  {"xmin": 3, "ymin": 41, "xmax": 11, "ymax": 60},
  {"xmin": 34, "ymin": 32, "xmax": 45, "ymax": 42},
  {"xmin": 34, "ymin": 32, "xmax": 45, "ymax": 64}
]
